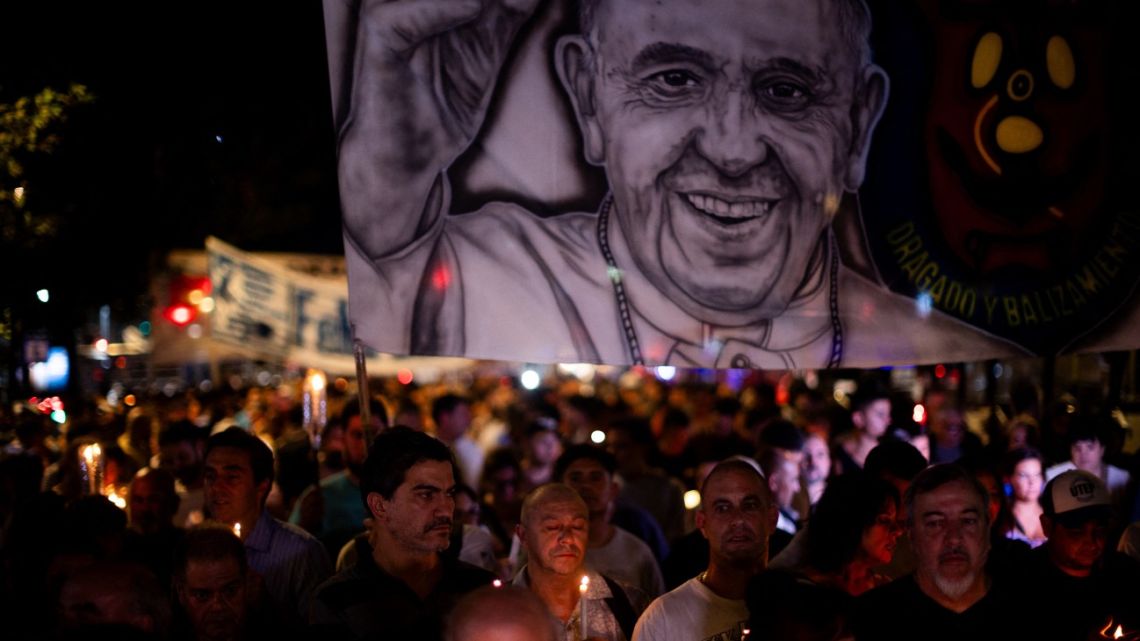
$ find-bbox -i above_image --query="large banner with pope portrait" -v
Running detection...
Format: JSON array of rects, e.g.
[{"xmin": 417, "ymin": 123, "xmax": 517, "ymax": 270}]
[{"xmin": 322, "ymin": 0, "xmax": 1140, "ymax": 369}]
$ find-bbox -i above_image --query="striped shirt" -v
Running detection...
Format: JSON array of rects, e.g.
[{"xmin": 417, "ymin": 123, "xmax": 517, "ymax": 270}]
[{"xmin": 246, "ymin": 510, "xmax": 333, "ymax": 622}]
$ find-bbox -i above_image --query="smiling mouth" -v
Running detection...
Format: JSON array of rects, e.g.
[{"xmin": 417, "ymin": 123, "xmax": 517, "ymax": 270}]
[{"xmin": 683, "ymin": 192, "xmax": 776, "ymax": 226}]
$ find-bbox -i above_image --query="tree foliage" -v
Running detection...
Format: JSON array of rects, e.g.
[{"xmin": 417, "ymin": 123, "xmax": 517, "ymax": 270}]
[{"xmin": 0, "ymin": 83, "xmax": 94, "ymax": 246}]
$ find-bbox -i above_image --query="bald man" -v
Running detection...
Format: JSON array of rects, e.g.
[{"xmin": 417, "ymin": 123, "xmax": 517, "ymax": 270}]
[
  {"xmin": 633, "ymin": 460, "xmax": 777, "ymax": 641},
  {"xmin": 446, "ymin": 585, "xmax": 560, "ymax": 641},
  {"xmin": 514, "ymin": 484, "xmax": 646, "ymax": 640}
]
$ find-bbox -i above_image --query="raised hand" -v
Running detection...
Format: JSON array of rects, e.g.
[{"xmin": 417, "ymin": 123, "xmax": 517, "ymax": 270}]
[{"xmin": 340, "ymin": 0, "xmax": 541, "ymax": 258}]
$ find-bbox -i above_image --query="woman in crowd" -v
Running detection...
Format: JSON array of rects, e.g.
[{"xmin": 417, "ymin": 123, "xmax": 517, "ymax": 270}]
[
  {"xmin": 1000, "ymin": 448, "xmax": 1046, "ymax": 548},
  {"xmin": 797, "ymin": 473, "xmax": 903, "ymax": 596}
]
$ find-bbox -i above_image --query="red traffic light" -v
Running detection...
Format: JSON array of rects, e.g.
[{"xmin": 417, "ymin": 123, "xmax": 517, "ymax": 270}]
[{"xmin": 164, "ymin": 304, "xmax": 195, "ymax": 327}]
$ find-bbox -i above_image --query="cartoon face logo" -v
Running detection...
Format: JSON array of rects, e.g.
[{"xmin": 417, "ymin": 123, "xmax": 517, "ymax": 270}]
[{"xmin": 922, "ymin": 3, "xmax": 1109, "ymax": 274}]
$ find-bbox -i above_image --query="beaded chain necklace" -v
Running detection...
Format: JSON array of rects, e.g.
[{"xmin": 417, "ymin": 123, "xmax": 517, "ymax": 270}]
[{"xmin": 595, "ymin": 196, "xmax": 843, "ymax": 368}]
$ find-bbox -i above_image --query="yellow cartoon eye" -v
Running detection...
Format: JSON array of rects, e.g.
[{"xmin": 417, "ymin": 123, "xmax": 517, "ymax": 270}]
[
  {"xmin": 1046, "ymin": 36, "xmax": 1075, "ymax": 89},
  {"xmin": 972, "ymin": 32, "xmax": 1003, "ymax": 89}
]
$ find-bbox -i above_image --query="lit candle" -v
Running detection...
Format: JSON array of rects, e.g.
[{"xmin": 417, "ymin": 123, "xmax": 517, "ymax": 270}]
[
  {"xmin": 302, "ymin": 369, "xmax": 328, "ymax": 449},
  {"xmin": 492, "ymin": 579, "xmax": 502, "ymax": 588},
  {"xmin": 78, "ymin": 443, "xmax": 103, "ymax": 496},
  {"xmin": 233, "ymin": 522, "xmax": 242, "ymax": 538},
  {"xmin": 579, "ymin": 575, "xmax": 589, "ymax": 639}
]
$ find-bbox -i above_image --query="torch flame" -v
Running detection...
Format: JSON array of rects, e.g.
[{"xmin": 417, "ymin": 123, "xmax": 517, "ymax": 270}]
[{"xmin": 1100, "ymin": 619, "xmax": 1127, "ymax": 639}]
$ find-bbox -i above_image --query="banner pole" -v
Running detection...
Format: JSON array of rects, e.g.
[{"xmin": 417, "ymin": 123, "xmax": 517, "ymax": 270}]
[{"xmin": 353, "ymin": 338, "xmax": 374, "ymax": 447}]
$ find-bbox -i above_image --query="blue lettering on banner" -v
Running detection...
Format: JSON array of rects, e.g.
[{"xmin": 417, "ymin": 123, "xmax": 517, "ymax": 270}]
[{"xmin": 294, "ymin": 289, "xmax": 313, "ymax": 346}]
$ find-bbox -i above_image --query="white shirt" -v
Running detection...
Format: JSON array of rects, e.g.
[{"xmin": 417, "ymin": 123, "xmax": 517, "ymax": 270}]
[
  {"xmin": 632, "ymin": 577, "xmax": 749, "ymax": 641},
  {"xmin": 1045, "ymin": 460, "xmax": 1132, "ymax": 505},
  {"xmin": 451, "ymin": 434, "xmax": 485, "ymax": 490},
  {"xmin": 586, "ymin": 527, "xmax": 665, "ymax": 598}
]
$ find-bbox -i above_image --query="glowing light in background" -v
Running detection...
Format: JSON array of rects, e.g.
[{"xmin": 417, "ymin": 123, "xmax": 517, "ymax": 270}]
[
  {"xmin": 915, "ymin": 292, "xmax": 933, "ymax": 319},
  {"xmin": 520, "ymin": 369, "xmax": 541, "ymax": 390},
  {"xmin": 655, "ymin": 366, "xmax": 677, "ymax": 381},
  {"xmin": 913, "ymin": 404, "xmax": 926, "ymax": 424},
  {"xmin": 590, "ymin": 430, "xmax": 606, "ymax": 444},
  {"xmin": 684, "ymin": 490, "xmax": 702, "ymax": 510},
  {"xmin": 168, "ymin": 305, "xmax": 193, "ymax": 326},
  {"xmin": 36, "ymin": 289, "xmax": 49, "ymax": 303},
  {"xmin": 106, "ymin": 489, "xmax": 126, "ymax": 509},
  {"xmin": 557, "ymin": 363, "xmax": 596, "ymax": 381},
  {"xmin": 397, "ymin": 369, "xmax": 414, "ymax": 385}
]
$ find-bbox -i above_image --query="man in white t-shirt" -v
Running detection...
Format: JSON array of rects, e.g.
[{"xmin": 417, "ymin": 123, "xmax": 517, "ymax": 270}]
[{"xmin": 633, "ymin": 460, "xmax": 776, "ymax": 641}]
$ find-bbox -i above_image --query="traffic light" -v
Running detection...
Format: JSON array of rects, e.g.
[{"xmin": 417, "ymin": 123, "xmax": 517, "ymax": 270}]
[{"xmin": 163, "ymin": 275, "xmax": 211, "ymax": 327}]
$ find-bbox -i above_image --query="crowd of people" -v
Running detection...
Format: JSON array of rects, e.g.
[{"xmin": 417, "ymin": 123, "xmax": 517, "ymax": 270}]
[{"xmin": 1, "ymin": 367, "xmax": 1139, "ymax": 640}]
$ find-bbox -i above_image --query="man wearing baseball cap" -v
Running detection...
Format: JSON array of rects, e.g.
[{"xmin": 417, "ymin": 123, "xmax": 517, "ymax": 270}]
[{"xmin": 1016, "ymin": 470, "xmax": 1140, "ymax": 639}]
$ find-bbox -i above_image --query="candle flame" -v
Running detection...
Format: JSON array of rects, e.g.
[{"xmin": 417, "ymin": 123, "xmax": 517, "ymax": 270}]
[
  {"xmin": 492, "ymin": 579, "xmax": 502, "ymax": 588},
  {"xmin": 1100, "ymin": 619, "xmax": 1127, "ymax": 639},
  {"xmin": 106, "ymin": 489, "xmax": 126, "ymax": 509},
  {"xmin": 233, "ymin": 522, "xmax": 241, "ymax": 537},
  {"xmin": 579, "ymin": 575, "xmax": 589, "ymax": 593}
]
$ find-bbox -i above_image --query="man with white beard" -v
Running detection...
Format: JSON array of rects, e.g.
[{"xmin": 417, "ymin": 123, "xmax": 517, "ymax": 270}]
[{"xmin": 852, "ymin": 464, "xmax": 1019, "ymax": 641}]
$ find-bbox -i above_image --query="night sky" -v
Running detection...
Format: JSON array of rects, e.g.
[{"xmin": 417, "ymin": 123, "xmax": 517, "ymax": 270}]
[{"xmin": 2, "ymin": 0, "xmax": 342, "ymax": 322}]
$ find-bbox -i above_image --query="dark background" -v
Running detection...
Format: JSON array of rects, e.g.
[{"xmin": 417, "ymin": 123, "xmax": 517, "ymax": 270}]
[{"xmin": 0, "ymin": 0, "xmax": 342, "ymax": 319}]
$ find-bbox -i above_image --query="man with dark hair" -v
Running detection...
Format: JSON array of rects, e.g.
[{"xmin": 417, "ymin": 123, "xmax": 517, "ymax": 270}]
[
  {"xmin": 1014, "ymin": 470, "xmax": 1140, "ymax": 639},
  {"xmin": 290, "ymin": 396, "xmax": 387, "ymax": 552},
  {"xmin": 203, "ymin": 428, "xmax": 331, "ymax": 623},
  {"xmin": 124, "ymin": 467, "xmax": 184, "ymax": 586},
  {"xmin": 172, "ymin": 524, "xmax": 288, "ymax": 641},
  {"xmin": 835, "ymin": 383, "xmax": 892, "ymax": 473},
  {"xmin": 1045, "ymin": 418, "xmax": 1132, "ymax": 511},
  {"xmin": 864, "ymin": 439, "xmax": 929, "ymax": 498},
  {"xmin": 633, "ymin": 460, "xmax": 776, "ymax": 641},
  {"xmin": 312, "ymin": 426, "xmax": 495, "ymax": 640},
  {"xmin": 606, "ymin": 417, "xmax": 686, "ymax": 543},
  {"xmin": 58, "ymin": 561, "xmax": 171, "ymax": 638},
  {"xmin": 513, "ymin": 483, "xmax": 647, "ymax": 640},
  {"xmin": 158, "ymin": 420, "xmax": 207, "ymax": 527},
  {"xmin": 556, "ymin": 444, "xmax": 665, "ymax": 597},
  {"xmin": 432, "ymin": 394, "xmax": 483, "ymax": 490},
  {"xmin": 853, "ymin": 464, "xmax": 1019, "ymax": 640}
]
